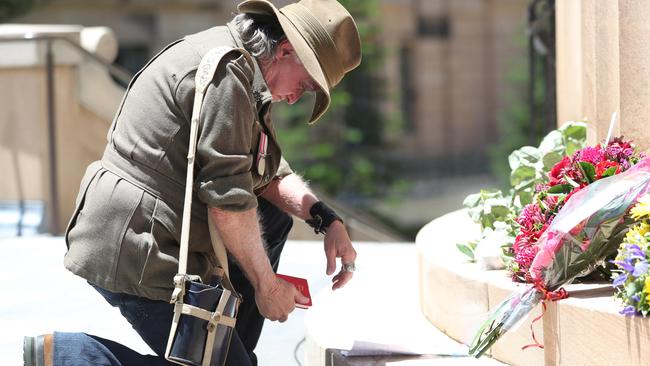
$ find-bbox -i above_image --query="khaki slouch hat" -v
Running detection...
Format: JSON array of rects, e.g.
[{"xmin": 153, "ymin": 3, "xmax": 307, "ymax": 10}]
[{"xmin": 238, "ymin": 0, "xmax": 362, "ymax": 123}]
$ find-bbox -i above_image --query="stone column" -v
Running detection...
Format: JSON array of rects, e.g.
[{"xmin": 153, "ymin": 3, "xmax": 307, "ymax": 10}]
[
  {"xmin": 556, "ymin": 0, "xmax": 583, "ymax": 127},
  {"xmin": 556, "ymin": 0, "xmax": 650, "ymax": 152},
  {"xmin": 619, "ymin": 0, "xmax": 650, "ymax": 151}
]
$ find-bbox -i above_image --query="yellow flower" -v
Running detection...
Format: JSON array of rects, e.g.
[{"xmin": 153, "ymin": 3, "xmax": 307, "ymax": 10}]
[
  {"xmin": 645, "ymin": 277, "xmax": 650, "ymax": 298},
  {"xmin": 631, "ymin": 195, "xmax": 650, "ymax": 220},
  {"xmin": 638, "ymin": 222, "xmax": 650, "ymax": 237},
  {"xmin": 624, "ymin": 223, "xmax": 650, "ymax": 244}
]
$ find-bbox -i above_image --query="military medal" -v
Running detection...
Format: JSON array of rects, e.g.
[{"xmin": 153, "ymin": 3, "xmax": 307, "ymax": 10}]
[{"xmin": 257, "ymin": 131, "xmax": 269, "ymax": 176}]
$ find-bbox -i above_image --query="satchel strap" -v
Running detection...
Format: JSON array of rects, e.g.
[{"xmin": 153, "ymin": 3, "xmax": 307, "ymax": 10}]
[
  {"xmin": 166, "ymin": 46, "xmax": 252, "ymax": 366},
  {"xmin": 177, "ymin": 46, "xmax": 254, "ymax": 289}
]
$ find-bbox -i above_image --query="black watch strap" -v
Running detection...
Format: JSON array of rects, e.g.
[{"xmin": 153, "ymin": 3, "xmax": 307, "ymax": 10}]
[{"xmin": 305, "ymin": 201, "xmax": 343, "ymax": 235}]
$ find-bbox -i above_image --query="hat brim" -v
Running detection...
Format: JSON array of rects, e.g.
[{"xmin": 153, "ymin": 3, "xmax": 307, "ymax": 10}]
[{"xmin": 238, "ymin": 0, "xmax": 330, "ymax": 124}]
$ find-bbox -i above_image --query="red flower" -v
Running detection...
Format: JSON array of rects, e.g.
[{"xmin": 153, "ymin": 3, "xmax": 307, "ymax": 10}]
[
  {"xmin": 549, "ymin": 156, "xmax": 571, "ymax": 186},
  {"xmin": 595, "ymin": 160, "xmax": 621, "ymax": 179}
]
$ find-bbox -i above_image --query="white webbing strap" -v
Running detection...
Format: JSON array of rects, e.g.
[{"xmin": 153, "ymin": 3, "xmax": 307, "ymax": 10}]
[
  {"xmin": 166, "ymin": 46, "xmax": 254, "ymax": 366},
  {"xmin": 201, "ymin": 288, "xmax": 235, "ymax": 366},
  {"xmin": 174, "ymin": 45, "xmax": 253, "ymax": 291},
  {"xmin": 165, "ymin": 302, "xmax": 184, "ymax": 365}
]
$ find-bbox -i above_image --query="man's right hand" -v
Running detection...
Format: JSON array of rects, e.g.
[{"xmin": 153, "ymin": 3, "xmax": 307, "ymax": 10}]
[{"xmin": 255, "ymin": 276, "xmax": 310, "ymax": 322}]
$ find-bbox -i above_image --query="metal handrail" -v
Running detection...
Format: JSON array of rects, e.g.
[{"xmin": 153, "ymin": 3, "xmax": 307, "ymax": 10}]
[
  {"xmin": 0, "ymin": 33, "xmax": 133, "ymax": 235},
  {"xmin": 0, "ymin": 34, "xmax": 133, "ymax": 85}
]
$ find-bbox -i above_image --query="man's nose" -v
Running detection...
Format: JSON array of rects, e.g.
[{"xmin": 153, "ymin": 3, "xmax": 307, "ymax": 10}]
[{"xmin": 288, "ymin": 90, "xmax": 304, "ymax": 105}]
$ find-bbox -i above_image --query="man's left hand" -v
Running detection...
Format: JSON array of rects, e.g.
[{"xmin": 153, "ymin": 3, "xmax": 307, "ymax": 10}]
[{"xmin": 324, "ymin": 220, "xmax": 357, "ymax": 290}]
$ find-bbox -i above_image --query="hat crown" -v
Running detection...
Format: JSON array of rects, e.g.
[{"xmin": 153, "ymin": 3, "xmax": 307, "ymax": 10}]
[{"xmin": 286, "ymin": 0, "xmax": 361, "ymax": 80}]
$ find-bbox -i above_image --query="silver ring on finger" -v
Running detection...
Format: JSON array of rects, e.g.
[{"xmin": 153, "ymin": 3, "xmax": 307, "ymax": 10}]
[{"xmin": 341, "ymin": 262, "xmax": 356, "ymax": 272}]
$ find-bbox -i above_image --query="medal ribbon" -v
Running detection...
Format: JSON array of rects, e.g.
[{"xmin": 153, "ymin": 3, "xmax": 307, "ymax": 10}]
[{"xmin": 257, "ymin": 132, "xmax": 268, "ymax": 175}]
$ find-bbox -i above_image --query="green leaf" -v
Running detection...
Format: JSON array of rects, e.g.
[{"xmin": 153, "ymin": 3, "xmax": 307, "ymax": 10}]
[
  {"xmin": 601, "ymin": 166, "xmax": 618, "ymax": 178},
  {"xmin": 560, "ymin": 121, "xmax": 587, "ymax": 139},
  {"xmin": 463, "ymin": 193, "xmax": 482, "ymax": 209},
  {"xmin": 538, "ymin": 130, "xmax": 564, "ymax": 155},
  {"xmin": 517, "ymin": 190, "xmax": 534, "ymax": 206},
  {"xmin": 456, "ymin": 243, "xmax": 476, "ymax": 261},
  {"xmin": 508, "ymin": 146, "xmax": 542, "ymax": 170},
  {"xmin": 547, "ymin": 184, "xmax": 573, "ymax": 194},
  {"xmin": 578, "ymin": 161, "xmax": 596, "ymax": 183},
  {"xmin": 510, "ymin": 166, "xmax": 537, "ymax": 187},
  {"xmin": 542, "ymin": 152, "xmax": 563, "ymax": 170},
  {"xmin": 560, "ymin": 121, "xmax": 588, "ymax": 156},
  {"xmin": 490, "ymin": 205, "xmax": 511, "ymax": 219},
  {"xmin": 626, "ymin": 281, "xmax": 642, "ymax": 298}
]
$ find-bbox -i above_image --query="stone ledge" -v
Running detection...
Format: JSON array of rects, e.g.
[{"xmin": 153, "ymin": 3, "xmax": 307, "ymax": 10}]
[{"xmin": 416, "ymin": 209, "xmax": 650, "ymax": 366}]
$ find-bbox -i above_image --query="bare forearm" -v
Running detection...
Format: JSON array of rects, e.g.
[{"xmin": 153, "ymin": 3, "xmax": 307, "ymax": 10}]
[
  {"xmin": 208, "ymin": 207, "xmax": 274, "ymax": 290},
  {"xmin": 261, "ymin": 173, "xmax": 318, "ymax": 220}
]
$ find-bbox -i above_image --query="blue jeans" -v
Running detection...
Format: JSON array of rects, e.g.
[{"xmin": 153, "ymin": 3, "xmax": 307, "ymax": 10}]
[
  {"xmin": 52, "ymin": 198, "xmax": 293, "ymax": 365},
  {"xmin": 52, "ymin": 285, "xmax": 253, "ymax": 366}
]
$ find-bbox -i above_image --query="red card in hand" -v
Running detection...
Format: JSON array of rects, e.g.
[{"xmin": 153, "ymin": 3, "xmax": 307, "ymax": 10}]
[{"xmin": 276, "ymin": 273, "xmax": 312, "ymax": 309}]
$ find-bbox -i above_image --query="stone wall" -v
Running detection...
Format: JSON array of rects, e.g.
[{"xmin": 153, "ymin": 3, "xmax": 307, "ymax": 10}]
[
  {"xmin": 14, "ymin": 0, "xmax": 529, "ymax": 164},
  {"xmin": 0, "ymin": 26, "xmax": 121, "ymax": 234},
  {"xmin": 556, "ymin": 0, "xmax": 650, "ymax": 152},
  {"xmin": 379, "ymin": 0, "xmax": 527, "ymax": 158}
]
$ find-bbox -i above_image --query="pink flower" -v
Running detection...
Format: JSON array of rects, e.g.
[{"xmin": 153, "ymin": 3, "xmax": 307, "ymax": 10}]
[
  {"xmin": 516, "ymin": 204, "xmax": 545, "ymax": 235},
  {"xmin": 605, "ymin": 137, "xmax": 634, "ymax": 162},
  {"xmin": 574, "ymin": 146, "xmax": 605, "ymax": 166}
]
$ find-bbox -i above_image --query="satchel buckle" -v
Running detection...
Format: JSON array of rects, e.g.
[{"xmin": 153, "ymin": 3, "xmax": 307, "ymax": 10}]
[
  {"xmin": 170, "ymin": 274, "xmax": 202, "ymax": 304},
  {"xmin": 207, "ymin": 312, "xmax": 222, "ymax": 332}
]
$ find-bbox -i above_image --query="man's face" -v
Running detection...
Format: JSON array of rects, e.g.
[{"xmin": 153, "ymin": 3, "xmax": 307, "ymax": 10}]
[{"xmin": 263, "ymin": 40, "xmax": 319, "ymax": 105}]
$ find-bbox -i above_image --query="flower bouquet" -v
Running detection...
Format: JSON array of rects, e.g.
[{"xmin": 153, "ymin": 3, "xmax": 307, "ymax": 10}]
[
  {"xmin": 612, "ymin": 194, "xmax": 650, "ymax": 316},
  {"xmin": 469, "ymin": 158, "xmax": 650, "ymax": 358},
  {"xmin": 460, "ymin": 121, "xmax": 587, "ymax": 268},
  {"xmin": 509, "ymin": 137, "xmax": 645, "ymax": 282}
]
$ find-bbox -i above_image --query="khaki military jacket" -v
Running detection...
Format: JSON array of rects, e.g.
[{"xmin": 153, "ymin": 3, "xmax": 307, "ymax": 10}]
[{"xmin": 64, "ymin": 25, "xmax": 291, "ymax": 301}]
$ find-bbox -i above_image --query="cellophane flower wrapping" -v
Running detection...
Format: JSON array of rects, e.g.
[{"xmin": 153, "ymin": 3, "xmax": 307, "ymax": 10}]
[{"xmin": 469, "ymin": 158, "xmax": 650, "ymax": 358}]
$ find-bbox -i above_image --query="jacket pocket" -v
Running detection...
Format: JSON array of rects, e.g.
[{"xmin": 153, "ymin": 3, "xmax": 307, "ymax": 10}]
[
  {"xmin": 65, "ymin": 170, "xmax": 145, "ymax": 289},
  {"xmin": 64, "ymin": 161, "xmax": 102, "ymax": 248},
  {"xmin": 137, "ymin": 199, "xmax": 212, "ymax": 297}
]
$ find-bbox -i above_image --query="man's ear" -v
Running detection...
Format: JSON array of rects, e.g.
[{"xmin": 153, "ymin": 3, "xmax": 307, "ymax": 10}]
[{"xmin": 277, "ymin": 39, "xmax": 294, "ymax": 58}]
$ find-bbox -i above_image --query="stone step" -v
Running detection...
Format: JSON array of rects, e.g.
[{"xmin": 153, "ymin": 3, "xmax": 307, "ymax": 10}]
[{"xmin": 416, "ymin": 209, "xmax": 650, "ymax": 366}]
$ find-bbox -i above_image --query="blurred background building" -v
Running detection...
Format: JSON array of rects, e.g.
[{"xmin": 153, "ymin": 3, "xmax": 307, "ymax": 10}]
[{"xmin": 1, "ymin": 0, "xmax": 540, "ymax": 239}]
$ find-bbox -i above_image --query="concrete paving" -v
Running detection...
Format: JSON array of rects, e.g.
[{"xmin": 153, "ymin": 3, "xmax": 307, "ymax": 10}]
[
  {"xmin": 1, "ymin": 236, "xmax": 502, "ymax": 365},
  {"xmin": 0, "ymin": 236, "xmax": 329, "ymax": 365}
]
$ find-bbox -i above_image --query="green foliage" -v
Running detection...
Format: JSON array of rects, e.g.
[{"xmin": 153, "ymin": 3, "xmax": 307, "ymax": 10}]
[
  {"xmin": 0, "ymin": 0, "xmax": 35, "ymax": 22},
  {"xmin": 459, "ymin": 122, "xmax": 587, "ymax": 261},
  {"xmin": 508, "ymin": 121, "xmax": 587, "ymax": 207},
  {"xmin": 463, "ymin": 189, "xmax": 511, "ymax": 231},
  {"xmin": 457, "ymin": 241, "xmax": 477, "ymax": 262}
]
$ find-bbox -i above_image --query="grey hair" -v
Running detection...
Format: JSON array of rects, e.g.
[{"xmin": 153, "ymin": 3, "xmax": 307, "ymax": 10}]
[{"xmin": 231, "ymin": 13, "xmax": 286, "ymax": 63}]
